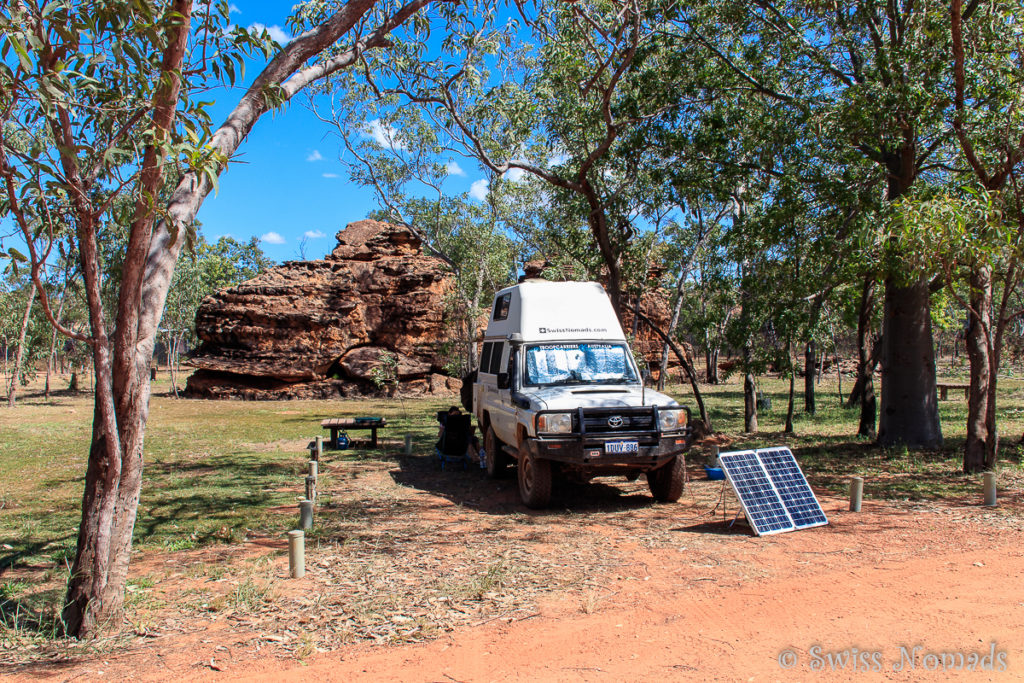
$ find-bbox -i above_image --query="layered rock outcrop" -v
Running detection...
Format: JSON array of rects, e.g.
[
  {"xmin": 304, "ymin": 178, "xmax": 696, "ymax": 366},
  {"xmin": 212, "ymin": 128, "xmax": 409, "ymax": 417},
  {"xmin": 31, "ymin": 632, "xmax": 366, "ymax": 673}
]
[{"xmin": 185, "ymin": 219, "xmax": 460, "ymax": 399}]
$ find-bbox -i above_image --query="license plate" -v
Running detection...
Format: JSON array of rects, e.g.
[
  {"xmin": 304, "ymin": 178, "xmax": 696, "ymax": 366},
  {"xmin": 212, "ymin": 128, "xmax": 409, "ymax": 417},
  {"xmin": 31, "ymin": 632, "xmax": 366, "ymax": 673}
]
[{"xmin": 605, "ymin": 441, "xmax": 639, "ymax": 454}]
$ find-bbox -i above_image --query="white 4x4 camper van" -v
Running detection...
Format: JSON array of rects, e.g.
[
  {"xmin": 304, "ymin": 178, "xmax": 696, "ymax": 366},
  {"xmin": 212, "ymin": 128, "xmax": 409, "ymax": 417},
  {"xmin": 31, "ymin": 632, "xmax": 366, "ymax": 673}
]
[{"xmin": 473, "ymin": 280, "xmax": 691, "ymax": 508}]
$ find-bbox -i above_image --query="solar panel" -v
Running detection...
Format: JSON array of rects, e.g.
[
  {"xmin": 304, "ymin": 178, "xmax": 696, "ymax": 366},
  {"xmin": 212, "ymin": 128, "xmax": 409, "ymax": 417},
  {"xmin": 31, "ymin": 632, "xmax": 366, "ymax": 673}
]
[
  {"xmin": 757, "ymin": 447, "xmax": 828, "ymax": 530},
  {"xmin": 718, "ymin": 450, "xmax": 794, "ymax": 536},
  {"xmin": 717, "ymin": 448, "xmax": 828, "ymax": 536}
]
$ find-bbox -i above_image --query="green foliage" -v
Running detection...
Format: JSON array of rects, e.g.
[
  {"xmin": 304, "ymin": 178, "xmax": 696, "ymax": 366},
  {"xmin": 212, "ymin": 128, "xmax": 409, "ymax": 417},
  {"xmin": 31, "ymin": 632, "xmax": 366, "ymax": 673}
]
[
  {"xmin": 369, "ymin": 351, "xmax": 399, "ymax": 393},
  {"xmin": 889, "ymin": 187, "xmax": 1013, "ymax": 280}
]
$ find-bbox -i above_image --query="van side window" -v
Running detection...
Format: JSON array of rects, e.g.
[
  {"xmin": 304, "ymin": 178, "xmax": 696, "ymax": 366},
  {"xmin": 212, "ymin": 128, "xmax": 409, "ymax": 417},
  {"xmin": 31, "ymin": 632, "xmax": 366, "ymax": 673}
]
[
  {"xmin": 492, "ymin": 292, "xmax": 511, "ymax": 321},
  {"xmin": 479, "ymin": 342, "xmax": 493, "ymax": 373},
  {"xmin": 489, "ymin": 342, "xmax": 505, "ymax": 375}
]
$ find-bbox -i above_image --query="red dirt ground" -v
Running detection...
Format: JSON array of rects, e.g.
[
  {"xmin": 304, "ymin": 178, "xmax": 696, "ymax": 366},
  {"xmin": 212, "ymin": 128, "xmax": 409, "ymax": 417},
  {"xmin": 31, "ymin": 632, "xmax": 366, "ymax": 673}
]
[{"xmin": 12, "ymin": 492, "xmax": 1024, "ymax": 682}]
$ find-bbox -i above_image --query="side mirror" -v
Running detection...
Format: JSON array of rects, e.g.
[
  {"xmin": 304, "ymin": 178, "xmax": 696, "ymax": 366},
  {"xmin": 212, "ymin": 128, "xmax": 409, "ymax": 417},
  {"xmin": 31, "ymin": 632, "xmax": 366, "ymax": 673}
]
[{"xmin": 497, "ymin": 372, "xmax": 510, "ymax": 390}]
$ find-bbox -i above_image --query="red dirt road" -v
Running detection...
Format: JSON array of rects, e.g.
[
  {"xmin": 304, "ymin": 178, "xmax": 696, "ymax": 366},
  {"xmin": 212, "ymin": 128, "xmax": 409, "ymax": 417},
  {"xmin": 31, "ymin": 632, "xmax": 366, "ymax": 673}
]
[
  {"xmin": 13, "ymin": 496, "xmax": 1024, "ymax": 682},
  {"xmin": 240, "ymin": 499, "xmax": 1024, "ymax": 682}
]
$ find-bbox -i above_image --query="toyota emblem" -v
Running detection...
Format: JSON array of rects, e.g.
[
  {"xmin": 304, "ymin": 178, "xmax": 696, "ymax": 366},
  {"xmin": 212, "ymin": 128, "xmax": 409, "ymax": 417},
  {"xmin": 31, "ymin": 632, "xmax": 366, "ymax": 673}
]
[{"xmin": 607, "ymin": 415, "xmax": 624, "ymax": 428}]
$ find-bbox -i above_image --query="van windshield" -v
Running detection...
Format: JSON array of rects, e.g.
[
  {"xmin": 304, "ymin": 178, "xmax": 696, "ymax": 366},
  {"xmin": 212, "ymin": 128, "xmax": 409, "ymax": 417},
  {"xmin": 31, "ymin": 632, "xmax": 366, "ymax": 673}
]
[{"xmin": 524, "ymin": 343, "xmax": 639, "ymax": 386}]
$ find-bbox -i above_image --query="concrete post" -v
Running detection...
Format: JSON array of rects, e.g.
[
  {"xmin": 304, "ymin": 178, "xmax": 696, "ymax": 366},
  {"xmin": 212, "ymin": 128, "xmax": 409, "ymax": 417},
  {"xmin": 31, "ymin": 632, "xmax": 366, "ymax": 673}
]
[
  {"xmin": 983, "ymin": 472, "xmax": 997, "ymax": 507},
  {"xmin": 710, "ymin": 445, "xmax": 720, "ymax": 467},
  {"xmin": 314, "ymin": 436, "xmax": 323, "ymax": 462},
  {"xmin": 308, "ymin": 460, "xmax": 318, "ymax": 479},
  {"xmin": 305, "ymin": 475, "xmax": 316, "ymax": 503},
  {"xmin": 404, "ymin": 434, "xmax": 413, "ymax": 455},
  {"xmin": 288, "ymin": 530, "xmax": 305, "ymax": 578},
  {"xmin": 299, "ymin": 499, "xmax": 313, "ymax": 530},
  {"xmin": 849, "ymin": 477, "xmax": 864, "ymax": 512}
]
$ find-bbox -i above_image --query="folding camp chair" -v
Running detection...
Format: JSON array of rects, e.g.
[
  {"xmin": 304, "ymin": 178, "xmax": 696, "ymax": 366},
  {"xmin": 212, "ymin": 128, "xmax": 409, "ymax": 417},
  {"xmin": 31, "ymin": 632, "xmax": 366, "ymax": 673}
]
[{"xmin": 436, "ymin": 413, "xmax": 472, "ymax": 471}]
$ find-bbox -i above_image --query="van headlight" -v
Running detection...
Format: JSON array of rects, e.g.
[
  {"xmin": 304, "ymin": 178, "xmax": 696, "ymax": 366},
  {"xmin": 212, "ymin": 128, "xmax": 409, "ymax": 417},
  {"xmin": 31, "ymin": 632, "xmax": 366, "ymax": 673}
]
[
  {"xmin": 658, "ymin": 408, "xmax": 687, "ymax": 432},
  {"xmin": 537, "ymin": 413, "xmax": 573, "ymax": 434}
]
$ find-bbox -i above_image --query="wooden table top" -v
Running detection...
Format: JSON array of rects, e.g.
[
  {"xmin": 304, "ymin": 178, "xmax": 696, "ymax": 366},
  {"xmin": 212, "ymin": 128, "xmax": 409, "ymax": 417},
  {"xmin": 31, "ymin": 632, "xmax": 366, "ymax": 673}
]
[{"xmin": 321, "ymin": 417, "xmax": 387, "ymax": 428}]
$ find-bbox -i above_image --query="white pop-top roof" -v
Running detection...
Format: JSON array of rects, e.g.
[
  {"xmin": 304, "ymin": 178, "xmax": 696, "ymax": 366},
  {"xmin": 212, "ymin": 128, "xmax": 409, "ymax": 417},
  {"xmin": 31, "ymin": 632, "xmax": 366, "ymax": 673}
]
[{"xmin": 484, "ymin": 280, "xmax": 625, "ymax": 342}]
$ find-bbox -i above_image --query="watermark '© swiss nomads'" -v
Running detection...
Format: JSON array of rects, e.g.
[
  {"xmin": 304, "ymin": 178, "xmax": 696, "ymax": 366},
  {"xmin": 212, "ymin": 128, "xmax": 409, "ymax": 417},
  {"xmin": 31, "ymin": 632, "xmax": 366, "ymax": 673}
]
[{"xmin": 776, "ymin": 643, "xmax": 1008, "ymax": 672}]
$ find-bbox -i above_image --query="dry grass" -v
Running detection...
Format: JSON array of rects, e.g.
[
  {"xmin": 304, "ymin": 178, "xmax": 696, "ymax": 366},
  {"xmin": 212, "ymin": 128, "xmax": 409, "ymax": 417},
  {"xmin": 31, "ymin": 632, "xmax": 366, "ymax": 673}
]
[{"xmin": 2, "ymin": 368, "xmax": 1024, "ymax": 665}]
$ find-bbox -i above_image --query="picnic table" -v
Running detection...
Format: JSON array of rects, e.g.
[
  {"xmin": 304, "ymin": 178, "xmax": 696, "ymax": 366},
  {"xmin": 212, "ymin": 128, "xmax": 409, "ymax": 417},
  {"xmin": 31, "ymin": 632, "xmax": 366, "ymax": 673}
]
[
  {"xmin": 321, "ymin": 417, "xmax": 387, "ymax": 449},
  {"xmin": 936, "ymin": 382, "xmax": 970, "ymax": 400}
]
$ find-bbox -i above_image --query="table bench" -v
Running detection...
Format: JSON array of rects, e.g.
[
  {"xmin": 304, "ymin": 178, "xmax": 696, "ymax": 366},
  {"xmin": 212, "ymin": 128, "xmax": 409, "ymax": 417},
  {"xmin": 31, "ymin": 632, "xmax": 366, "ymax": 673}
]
[
  {"xmin": 321, "ymin": 417, "xmax": 387, "ymax": 448},
  {"xmin": 936, "ymin": 382, "xmax": 970, "ymax": 400}
]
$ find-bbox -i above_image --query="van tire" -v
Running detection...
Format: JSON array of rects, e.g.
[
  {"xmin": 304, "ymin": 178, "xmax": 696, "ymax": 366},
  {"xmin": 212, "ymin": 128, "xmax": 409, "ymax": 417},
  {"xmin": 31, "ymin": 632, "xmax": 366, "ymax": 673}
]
[
  {"xmin": 485, "ymin": 426, "xmax": 508, "ymax": 478},
  {"xmin": 647, "ymin": 454, "xmax": 685, "ymax": 502},
  {"xmin": 519, "ymin": 452, "xmax": 552, "ymax": 508}
]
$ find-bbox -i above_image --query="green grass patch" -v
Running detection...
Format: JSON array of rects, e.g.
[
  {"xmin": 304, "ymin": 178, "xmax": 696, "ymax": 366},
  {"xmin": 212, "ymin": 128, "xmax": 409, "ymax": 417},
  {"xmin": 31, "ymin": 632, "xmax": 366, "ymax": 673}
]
[{"xmin": 1, "ymin": 372, "xmax": 1021, "ymax": 590}]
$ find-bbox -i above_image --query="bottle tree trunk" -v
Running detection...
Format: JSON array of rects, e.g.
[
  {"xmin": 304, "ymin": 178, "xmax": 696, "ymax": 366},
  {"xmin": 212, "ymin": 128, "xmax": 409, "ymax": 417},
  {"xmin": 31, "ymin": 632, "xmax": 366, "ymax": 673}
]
[
  {"xmin": 8, "ymin": 282, "xmax": 37, "ymax": 408},
  {"xmin": 877, "ymin": 276, "xmax": 942, "ymax": 448},
  {"xmin": 963, "ymin": 265, "xmax": 992, "ymax": 472},
  {"xmin": 803, "ymin": 340, "xmax": 816, "ymax": 414}
]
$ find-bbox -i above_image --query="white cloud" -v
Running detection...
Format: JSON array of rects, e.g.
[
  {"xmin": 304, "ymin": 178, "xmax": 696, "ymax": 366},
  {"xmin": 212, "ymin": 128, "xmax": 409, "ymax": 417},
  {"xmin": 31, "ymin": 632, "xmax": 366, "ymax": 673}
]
[
  {"xmin": 248, "ymin": 23, "xmax": 291, "ymax": 45},
  {"xmin": 261, "ymin": 231, "xmax": 286, "ymax": 245},
  {"xmin": 306, "ymin": 149, "xmax": 323, "ymax": 162},
  {"xmin": 304, "ymin": 230, "xmax": 327, "ymax": 239},
  {"xmin": 445, "ymin": 161, "xmax": 465, "ymax": 177},
  {"xmin": 469, "ymin": 179, "xmax": 489, "ymax": 201},
  {"xmin": 503, "ymin": 167, "xmax": 526, "ymax": 182},
  {"xmin": 229, "ymin": 3, "xmax": 241, "ymax": 13},
  {"xmin": 361, "ymin": 118, "xmax": 405, "ymax": 151},
  {"xmin": 322, "ymin": 172, "xmax": 339, "ymax": 179}
]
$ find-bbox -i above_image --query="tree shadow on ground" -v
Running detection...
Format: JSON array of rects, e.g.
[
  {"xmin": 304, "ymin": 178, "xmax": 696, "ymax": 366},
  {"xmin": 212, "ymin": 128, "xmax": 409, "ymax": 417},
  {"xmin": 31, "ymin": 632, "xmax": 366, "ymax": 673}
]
[{"xmin": 387, "ymin": 451, "xmax": 661, "ymax": 517}]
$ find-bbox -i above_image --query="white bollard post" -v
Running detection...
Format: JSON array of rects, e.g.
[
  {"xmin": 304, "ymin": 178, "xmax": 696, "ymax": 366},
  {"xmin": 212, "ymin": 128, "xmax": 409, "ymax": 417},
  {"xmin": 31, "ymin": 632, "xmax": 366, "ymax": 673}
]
[
  {"xmin": 314, "ymin": 436, "xmax": 323, "ymax": 462},
  {"xmin": 308, "ymin": 460, "xmax": 318, "ymax": 479},
  {"xmin": 849, "ymin": 477, "xmax": 864, "ymax": 512},
  {"xmin": 983, "ymin": 472, "xmax": 997, "ymax": 507},
  {"xmin": 710, "ymin": 445, "xmax": 720, "ymax": 467},
  {"xmin": 288, "ymin": 530, "xmax": 305, "ymax": 578},
  {"xmin": 299, "ymin": 499, "xmax": 314, "ymax": 530}
]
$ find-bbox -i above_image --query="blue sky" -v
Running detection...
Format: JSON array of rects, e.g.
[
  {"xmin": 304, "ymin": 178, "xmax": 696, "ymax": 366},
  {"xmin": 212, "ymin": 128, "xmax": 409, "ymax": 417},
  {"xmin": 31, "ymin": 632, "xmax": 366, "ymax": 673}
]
[{"xmin": 200, "ymin": 0, "xmax": 484, "ymax": 263}]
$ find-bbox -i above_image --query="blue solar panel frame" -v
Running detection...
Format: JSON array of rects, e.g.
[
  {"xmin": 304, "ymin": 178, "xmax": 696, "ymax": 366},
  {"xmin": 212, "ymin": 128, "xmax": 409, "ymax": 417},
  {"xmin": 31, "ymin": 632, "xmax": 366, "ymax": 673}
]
[
  {"xmin": 756, "ymin": 447, "xmax": 828, "ymax": 530},
  {"xmin": 718, "ymin": 450, "xmax": 795, "ymax": 536}
]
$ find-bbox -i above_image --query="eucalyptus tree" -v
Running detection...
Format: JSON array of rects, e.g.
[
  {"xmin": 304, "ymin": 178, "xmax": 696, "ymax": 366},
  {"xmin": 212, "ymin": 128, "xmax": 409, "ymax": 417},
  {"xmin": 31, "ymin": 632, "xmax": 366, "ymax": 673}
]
[
  {"xmin": 0, "ymin": 0, "xmax": 453, "ymax": 638},
  {"xmin": 946, "ymin": 0, "xmax": 1024, "ymax": 471},
  {"xmin": 327, "ymin": 0, "xmax": 714, "ymax": 318}
]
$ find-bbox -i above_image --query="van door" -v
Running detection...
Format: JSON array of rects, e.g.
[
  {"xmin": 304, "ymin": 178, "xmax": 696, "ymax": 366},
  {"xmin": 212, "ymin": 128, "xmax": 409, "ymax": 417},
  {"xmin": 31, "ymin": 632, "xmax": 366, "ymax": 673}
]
[{"xmin": 489, "ymin": 342, "xmax": 518, "ymax": 445}]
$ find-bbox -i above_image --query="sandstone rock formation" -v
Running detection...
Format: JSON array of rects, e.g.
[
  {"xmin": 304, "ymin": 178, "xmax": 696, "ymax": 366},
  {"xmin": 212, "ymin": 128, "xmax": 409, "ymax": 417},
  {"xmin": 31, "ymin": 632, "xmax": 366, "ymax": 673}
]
[{"xmin": 185, "ymin": 219, "xmax": 460, "ymax": 399}]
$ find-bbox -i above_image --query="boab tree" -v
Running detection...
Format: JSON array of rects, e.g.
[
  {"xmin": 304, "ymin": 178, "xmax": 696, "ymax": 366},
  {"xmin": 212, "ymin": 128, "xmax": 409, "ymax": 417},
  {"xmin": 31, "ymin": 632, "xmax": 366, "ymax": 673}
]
[{"xmin": 0, "ymin": 0, "xmax": 450, "ymax": 638}]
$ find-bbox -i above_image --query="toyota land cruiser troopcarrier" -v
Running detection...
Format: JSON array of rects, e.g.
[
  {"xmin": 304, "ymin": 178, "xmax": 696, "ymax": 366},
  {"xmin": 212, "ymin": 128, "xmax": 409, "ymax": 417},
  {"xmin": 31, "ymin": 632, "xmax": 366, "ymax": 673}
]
[{"xmin": 473, "ymin": 280, "xmax": 692, "ymax": 508}]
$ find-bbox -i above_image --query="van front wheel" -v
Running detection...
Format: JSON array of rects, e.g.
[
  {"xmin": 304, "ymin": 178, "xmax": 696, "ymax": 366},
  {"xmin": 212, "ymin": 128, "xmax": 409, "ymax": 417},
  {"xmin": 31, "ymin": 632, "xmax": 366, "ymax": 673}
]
[
  {"xmin": 647, "ymin": 454, "xmax": 685, "ymax": 502},
  {"xmin": 518, "ymin": 452, "xmax": 552, "ymax": 508},
  {"xmin": 485, "ymin": 426, "xmax": 508, "ymax": 479}
]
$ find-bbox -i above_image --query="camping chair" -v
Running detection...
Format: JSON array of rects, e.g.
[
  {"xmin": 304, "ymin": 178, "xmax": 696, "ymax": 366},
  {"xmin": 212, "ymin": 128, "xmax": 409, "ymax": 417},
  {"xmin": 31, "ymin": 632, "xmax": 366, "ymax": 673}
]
[{"xmin": 436, "ymin": 413, "xmax": 472, "ymax": 471}]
